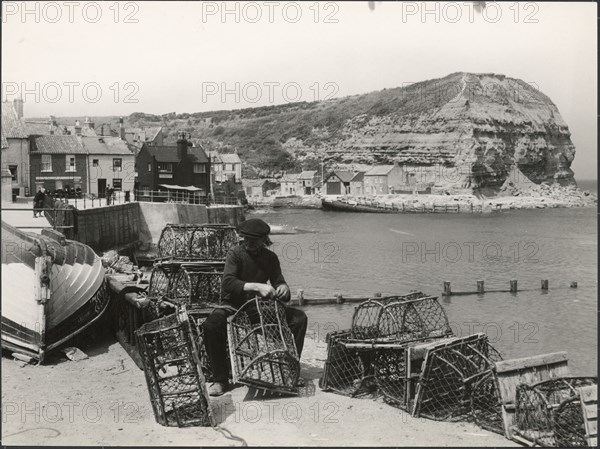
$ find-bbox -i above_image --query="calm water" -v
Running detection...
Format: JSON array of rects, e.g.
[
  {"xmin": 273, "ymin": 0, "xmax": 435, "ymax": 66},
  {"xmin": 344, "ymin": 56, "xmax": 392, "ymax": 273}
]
[{"xmin": 256, "ymin": 206, "xmax": 597, "ymax": 375}]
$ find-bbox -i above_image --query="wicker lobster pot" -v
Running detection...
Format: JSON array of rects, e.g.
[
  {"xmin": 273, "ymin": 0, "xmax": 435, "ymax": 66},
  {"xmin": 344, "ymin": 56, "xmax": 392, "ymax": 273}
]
[
  {"xmin": 412, "ymin": 333, "xmax": 503, "ymax": 421},
  {"xmin": 320, "ymin": 293, "xmax": 454, "ymax": 399},
  {"xmin": 351, "ymin": 292, "xmax": 452, "ymax": 342},
  {"xmin": 168, "ymin": 262, "xmax": 224, "ymax": 306},
  {"xmin": 158, "ymin": 224, "xmax": 238, "ymax": 260},
  {"xmin": 514, "ymin": 377, "xmax": 598, "ymax": 447},
  {"xmin": 135, "ymin": 310, "xmax": 214, "ymax": 427},
  {"xmin": 227, "ymin": 298, "xmax": 300, "ymax": 395}
]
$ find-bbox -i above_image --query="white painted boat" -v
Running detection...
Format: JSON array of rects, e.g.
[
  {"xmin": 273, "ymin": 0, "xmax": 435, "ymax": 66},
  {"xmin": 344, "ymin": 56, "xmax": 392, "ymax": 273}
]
[{"xmin": 1, "ymin": 221, "xmax": 109, "ymax": 362}]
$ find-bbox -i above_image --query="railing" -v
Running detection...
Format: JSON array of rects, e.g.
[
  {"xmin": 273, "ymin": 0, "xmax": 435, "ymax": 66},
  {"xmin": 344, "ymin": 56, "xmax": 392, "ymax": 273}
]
[{"xmin": 134, "ymin": 190, "xmax": 239, "ymax": 206}]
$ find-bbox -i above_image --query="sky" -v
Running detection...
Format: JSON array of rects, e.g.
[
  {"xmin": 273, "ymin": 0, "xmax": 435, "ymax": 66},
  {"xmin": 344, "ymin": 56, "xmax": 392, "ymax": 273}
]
[{"xmin": 1, "ymin": 1, "xmax": 597, "ymax": 179}]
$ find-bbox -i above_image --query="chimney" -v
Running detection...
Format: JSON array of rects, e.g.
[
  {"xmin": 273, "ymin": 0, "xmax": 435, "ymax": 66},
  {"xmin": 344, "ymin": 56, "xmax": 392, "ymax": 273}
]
[
  {"xmin": 74, "ymin": 119, "xmax": 82, "ymax": 136},
  {"xmin": 85, "ymin": 116, "xmax": 95, "ymax": 130},
  {"xmin": 13, "ymin": 98, "xmax": 23, "ymax": 119},
  {"xmin": 48, "ymin": 116, "xmax": 54, "ymax": 135},
  {"xmin": 100, "ymin": 124, "xmax": 104, "ymax": 136},
  {"xmin": 119, "ymin": 117, "xmax": 125, "ymax": 140},
  {"xmin": 177, "ymin": 131, "xmax": 188, "ymax": 160}
]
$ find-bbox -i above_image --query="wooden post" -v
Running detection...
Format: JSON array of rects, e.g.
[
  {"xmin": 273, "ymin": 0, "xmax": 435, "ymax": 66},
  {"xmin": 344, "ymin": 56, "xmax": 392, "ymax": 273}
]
[
  {"xmin": 443, "ymin": 281, "xmax": 451, "ymax": 296},
  {"xmin": 335, "ymin": 293, "xmax": 344, "ymax": 304},
  {"xmin": 570, "ymin": 281, "xmax": 578, "ymax": 288},
  {"xmin": 402, "ymin": 202, "xmax": 405, "ymax": 212},
  {"xmin": 297, "ymin": 289, "xmax": 305, "ymax": 306},
  {"xmin": 477, "ymin": 280, "xmax": 485, "ymax": 294},
  {"xmin": 541, "ymin": 279, "xmax": 549, "ymax": 290},
  {"xmin": 510, "ymin": 280, "xmax": 518, "ymax": 292}
]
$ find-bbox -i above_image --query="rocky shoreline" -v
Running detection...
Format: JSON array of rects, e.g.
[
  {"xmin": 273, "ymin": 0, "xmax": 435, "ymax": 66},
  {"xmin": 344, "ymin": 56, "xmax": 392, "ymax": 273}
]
[{"xmin": 248, "ymin": 184, "xmax": 597, "ymax": 213}]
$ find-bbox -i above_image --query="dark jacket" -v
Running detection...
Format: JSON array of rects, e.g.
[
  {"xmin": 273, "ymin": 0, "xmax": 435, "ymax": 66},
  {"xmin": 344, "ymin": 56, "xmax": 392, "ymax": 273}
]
[{"xmin": 221, "ymin": 244, "xmax": 289, "ymax": 308}]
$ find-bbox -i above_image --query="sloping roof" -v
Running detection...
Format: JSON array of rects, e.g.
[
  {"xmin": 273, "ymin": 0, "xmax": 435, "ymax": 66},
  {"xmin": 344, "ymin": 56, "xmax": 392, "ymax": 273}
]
[
  {"xmin": 220, "ymin": 153, "xmax": 241, "ymax": 164},
  {"xmin": 25, "ymin": 121, "xmax": 53, "ymax": 136},
  {"xmin": 365, "ymin": 165, "xmax": 394, "ymax": 176},
  {"xmin": 66, "ymin": 125, "xmax": 97, "ymax": 137},
  {"xmin": 243, "ymin": 179, "xmax": 267, "ymax": 187},
  {"xmin": 206, "ymin": 150, "xmax": 222, "ymax": 163},
  {"xmin": 145, "ymin": 145, "xmax": 208, "ymax": 163},
  {"xmin": 188, "ymin": 146, "xmax": 209, "ymax": 163},
  {"xmin": 25, "ymin": 121, "xmax": 97, "ymax": 137},
  {"xmin": 327, "ymin": 170, "xmax": 355, "ymax": 183},
  {"xmin": 32, "ymin": 135, "xmax": 86, "ymax": 154},
  {"xmin": 81, "ymin": 136, "xmax": 133, "ymax": 155},
  {"xmin": 1, "ymin": 102, "xmax": 27, "ymax": 139},
  {"xmin": 351, "ymin": 171, "xmax": 365, "ymax": 182},
  {"xmin": 281, "ymin": 173, "xmax": 300, "ymax": 182},
  {"xmin": 299, "ymin": 170, "xmax": 317, "ymax": 180},
  {"xmin": 146, "ymin": 146, "xmax": 179, "ymax": 163}
]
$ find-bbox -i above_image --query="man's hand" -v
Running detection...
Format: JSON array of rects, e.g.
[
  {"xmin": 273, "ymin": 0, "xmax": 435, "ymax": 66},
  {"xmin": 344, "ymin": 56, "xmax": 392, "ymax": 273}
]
[
  {"xmin": 244, "ymin": 282, "xmax": 276, "ymax": 298},
  {"xmin": 274, "ymin": 284, "xmax": 290, "ymax": 301}
]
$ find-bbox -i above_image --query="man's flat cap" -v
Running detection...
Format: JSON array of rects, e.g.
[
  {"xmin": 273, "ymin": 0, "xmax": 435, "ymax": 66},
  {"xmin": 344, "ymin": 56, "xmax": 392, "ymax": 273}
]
[{"xmin": 238, "ymin": 218, "xmax": 271, "ymax": 238}]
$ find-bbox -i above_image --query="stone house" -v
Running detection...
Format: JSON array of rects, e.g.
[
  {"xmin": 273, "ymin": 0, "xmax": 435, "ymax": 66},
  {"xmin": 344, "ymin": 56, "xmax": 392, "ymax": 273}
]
[
  {"xmin": 297, "ymin": 170, "xmax": 317, "ymax": 195},
  {"xmin": 363, "ymin": 164, "xmax": 404, "ymax": 195},
  {"xmin": 1, "ymin": 100, "xmax": 30, "ymax": 198},
  {"xmin": 280, "ymin": 173, "xmax": 300, "ymax": 196},
  {"xmin": 350, "ymin": 171, "xmax": 365, "ymax": 195},
  {"xmin": 323, "ymin": 170, "xmax": 355, "ymax": 195}
]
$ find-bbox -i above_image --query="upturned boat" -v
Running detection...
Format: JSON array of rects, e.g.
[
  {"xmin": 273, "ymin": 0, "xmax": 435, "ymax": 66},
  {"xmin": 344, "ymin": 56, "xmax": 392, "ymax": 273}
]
[{"xmin": 1, "ymin": 221, "xmax": 109, "ymax": 362}]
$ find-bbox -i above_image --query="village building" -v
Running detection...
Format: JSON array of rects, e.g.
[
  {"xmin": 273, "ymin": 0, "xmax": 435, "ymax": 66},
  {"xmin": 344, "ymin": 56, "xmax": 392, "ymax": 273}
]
[
  {"xmin": 81, "ymin": 136, "xmax": 135, "ymax": 197},
  {"xmin": 1, "ymin": 100, "xmax": 30, "ymax": 199},
  {"xmin": 136, "ymin": 133, "xmax": 210, "ymax": 196},
  {"xmin": 279, "ymin": 173, "xmax": 300, "ymax": 196},
  {"xmin": 363, "ymin": 164, "xmax": 404, "ymax": 195},
  {"xmin": 323, "ymin": 170, "xmax": 355, "ymax": 195},
  {"xmin": 242, "ymin": 178, "xmax": 271, "ymax": 199},
  {"xmin": 350, "ymin": 171, "xmax": 366, "ymax": 195},
  {"xmin": 29, "ymin": 135, "xmax": 87, "ymax": 194},
  {"xmin": 297, "ymin": 170, "xmax": 317, "ymax": 195}
]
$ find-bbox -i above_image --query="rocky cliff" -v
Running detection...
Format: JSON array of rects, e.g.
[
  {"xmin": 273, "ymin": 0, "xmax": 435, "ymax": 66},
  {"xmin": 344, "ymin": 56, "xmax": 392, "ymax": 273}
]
[{"xmin": 127, "ymin": 72, "xmax": 577, "ymax": 193}]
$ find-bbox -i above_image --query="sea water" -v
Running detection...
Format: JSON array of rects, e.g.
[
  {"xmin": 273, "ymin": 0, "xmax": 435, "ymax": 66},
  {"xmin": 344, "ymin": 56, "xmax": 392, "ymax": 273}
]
[{"xmin": 259, "ymin": 205, "xmax": 597, "ymax": 375}]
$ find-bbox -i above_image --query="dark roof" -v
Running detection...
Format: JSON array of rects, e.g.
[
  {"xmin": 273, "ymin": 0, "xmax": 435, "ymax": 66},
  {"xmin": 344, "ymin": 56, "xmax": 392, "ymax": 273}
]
[
  {"xmin": 81, "ymin": 136, "xmax": 133, "ymax": 155},
  {"xmin": 32, "ymin": 135, "xmax": 86, "ymax": 154},
  {"xmin": 1, "ymin": 102, "xmax": 27, "ymax": 139},
  {"xmin": 326, "ymin": 170, "xmax": 355, "ymax": 183},
  {"xmin": 243, "ymin": 179, "xmax": 268, "ymax": 187},
  {"xmin": 365, "ymin": 165, "xmax": 394, "ymax": 176},
  {"xmin": 146, "ymin": 146, "xmax": 179, "ymax": 162},
  {"xmin": 145, "ymin": 145, "xmax": 208, "ymax": 163},
  {"xmin": 350, "ymin": 172, "xmax": 365, "ymax": 182}
]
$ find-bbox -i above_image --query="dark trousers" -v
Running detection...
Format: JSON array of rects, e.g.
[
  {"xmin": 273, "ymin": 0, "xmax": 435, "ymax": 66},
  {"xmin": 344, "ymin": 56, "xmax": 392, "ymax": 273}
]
[{"xmin": 203, "ymin": 305, "xmax": 308, "ymax": 383}]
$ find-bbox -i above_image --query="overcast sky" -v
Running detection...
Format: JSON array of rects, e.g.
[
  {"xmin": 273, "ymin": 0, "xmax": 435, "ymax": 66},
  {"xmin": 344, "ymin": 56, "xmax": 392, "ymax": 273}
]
[{"xmin": 2, "ymin": 1, "xmax": 596, "ymax": 179}]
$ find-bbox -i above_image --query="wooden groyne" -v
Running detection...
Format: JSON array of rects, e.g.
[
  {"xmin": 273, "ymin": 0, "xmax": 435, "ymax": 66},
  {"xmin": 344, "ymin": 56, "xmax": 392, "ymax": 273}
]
[{"xmin": 442, "ymin": 280, "xmax": 579, "ymax": 297}]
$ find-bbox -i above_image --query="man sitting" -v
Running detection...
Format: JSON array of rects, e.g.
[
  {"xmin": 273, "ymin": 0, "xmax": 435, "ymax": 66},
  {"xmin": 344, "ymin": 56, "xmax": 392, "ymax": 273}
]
[{"xmin": 203, "ymin": 218, "xmax": 308, "ymax": 396}]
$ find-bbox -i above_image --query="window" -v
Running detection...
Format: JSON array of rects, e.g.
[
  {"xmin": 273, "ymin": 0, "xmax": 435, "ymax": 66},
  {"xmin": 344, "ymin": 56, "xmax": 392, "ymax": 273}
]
[
  {"xmin": 93, "ymin": 159, "xmax": 99, "ymax": 167},
  {"xmin": 8, "ymin": 165, "xmax": 17, "ymax": 183},
  {"xmin": 157, "ymin": 163, "xmax": 173, "ymax": 173},
  {"xmin": 193, "ymin": 163, "xmax": 206, "ymax": 173},
  {"xmin": 41, "ymin": 155, "xmax": 52, "ymax": 172},
  {"xmin": 113, "ymin": 158, "xmax": 122, "ymax": 172},
  {"xmin": 113, "ymin": 179, "xmax": 122, "ymax": 191},
  {"xmin": 147, "ymin": 163, "xmax": 152, "ymax": 172},
  {"xmin": 222, "ymin": 164, "xmax": 226, "ymax": 171},
  {"xmin": 65, "ymin": 155, "xmax": 76, "ymax": 172},
  {"xmin": 142, "ymin": 185, "xmax": 149, "ymax": 194}
]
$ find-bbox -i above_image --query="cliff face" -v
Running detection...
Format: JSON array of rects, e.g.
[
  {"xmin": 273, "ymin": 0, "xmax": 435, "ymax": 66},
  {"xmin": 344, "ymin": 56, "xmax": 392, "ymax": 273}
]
[
  {"xmin": 126, "ymin": 72, "xmax": 577, "ymax": 193},
  {"xmin": 332, "ymin": 73, "xmax": 576, "ymax": 191}
]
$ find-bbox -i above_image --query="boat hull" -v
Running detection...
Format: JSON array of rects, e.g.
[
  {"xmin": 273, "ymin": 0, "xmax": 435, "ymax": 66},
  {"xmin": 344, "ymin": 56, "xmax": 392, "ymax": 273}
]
[
  {"xmin": 321, "ymin": 199, "xmax": 401, "ymax": 213},
  {"xmin": 1, "ymin": 221, "xmax": 109, "ymax": 362}
]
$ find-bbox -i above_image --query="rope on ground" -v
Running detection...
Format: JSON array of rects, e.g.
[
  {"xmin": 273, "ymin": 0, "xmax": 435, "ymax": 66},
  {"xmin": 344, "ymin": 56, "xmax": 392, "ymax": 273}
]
[
  {"xmin": 213, "ymin": 424, "xmax": 248, "ymax": 446},
  {"xmin": 2, "ymin": 427, "xmax": 61, "ymax": 439}
]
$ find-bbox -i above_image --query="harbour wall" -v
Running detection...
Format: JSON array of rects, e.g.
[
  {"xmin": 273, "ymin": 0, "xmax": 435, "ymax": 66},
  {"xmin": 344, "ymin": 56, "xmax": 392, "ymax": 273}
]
[{"xmin": 55, "ymin": 202, "xmax": 244, "ymax": 252}]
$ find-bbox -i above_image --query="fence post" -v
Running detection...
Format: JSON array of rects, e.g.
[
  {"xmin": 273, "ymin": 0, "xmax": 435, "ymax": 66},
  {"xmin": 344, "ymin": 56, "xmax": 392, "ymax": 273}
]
[
  {"xmin": 510, "ymin": 280, "xmax": 518, "ymax": 292},
  {"xmin": 297, "ymin": 289, "xmax": 304, "ymax": 306},
  {"xmin": 443, "ymin": 281, "xmax": 451, "ymax": 296},
  {"xmin": 541, "ymin": 279, "xmax": 549, "ymax": 290},
  {"xmin": 477, "ymin": 280, "xmax": 485, "ymax": 294}
]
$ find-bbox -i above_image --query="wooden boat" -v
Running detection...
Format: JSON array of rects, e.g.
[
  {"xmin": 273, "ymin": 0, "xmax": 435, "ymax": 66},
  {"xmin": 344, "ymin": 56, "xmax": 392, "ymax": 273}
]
[
  {"xmin": 1, "ymin": 221, "xmax": 109, "ymax": 362},
  {"xmin": 321, "ymin": 198, "xmax": 401, "ymax": 213}
]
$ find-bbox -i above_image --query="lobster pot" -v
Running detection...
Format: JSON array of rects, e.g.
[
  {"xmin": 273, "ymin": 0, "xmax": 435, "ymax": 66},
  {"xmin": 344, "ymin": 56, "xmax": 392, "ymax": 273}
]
[
  {"xmin": 186, "ymin": 306, "xmax": 224, "ymax": 382},
  {"xmin": 412, "ymin": 333, "xmax": 503, "ymax": 421},
  {"xmin": 190, "ymin": 225, "xmax": 238, "ymax": 260},
  {"xmin": 158, "ymin": 224, "xmax": 238, "ymax": 260},
  {"xmin": 157, "ymin": 224, "xmax": 196, "ymax": 258},
  {"xmin": 351, "ymin": 293, "xmax": 452, "ymax": 342},
  {"xmin": 135, "ymin": 310, "xmax": 214, "ymax": 427},
  {"xmin": 227, "ymin": 298, "xmax": 299, "ymax": 395},
  {"xmin": 145, "ymin": 263, "xmax": 181, "ymax": 319},
  {"xmin": 319, "ymin": 330, "xmax": 376, "ymax": 397},
  {"xmin": 470, "ymin": 371, "xmax": 504, "ymax": 435},
  {"xmin": 514, "ymin": 377, "xmax": 597, "ymax": 447},
  {"xmin": 169, "ymin": 263, "xmax": 224, "ymax": 306}
]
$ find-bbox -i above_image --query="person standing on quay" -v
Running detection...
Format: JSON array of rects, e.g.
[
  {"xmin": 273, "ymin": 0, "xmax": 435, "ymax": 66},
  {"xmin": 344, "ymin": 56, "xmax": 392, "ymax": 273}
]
[
  {"xmin": 33, "ymin": 187, "xmax": 45, "ymax": 217},
  {"xmin": 203, "ymin": 218, "xmax": 308, "ymax": 396},
  {"xmin": 106, "ymin": 185, "xmax": 112, "ymax": 206}
]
